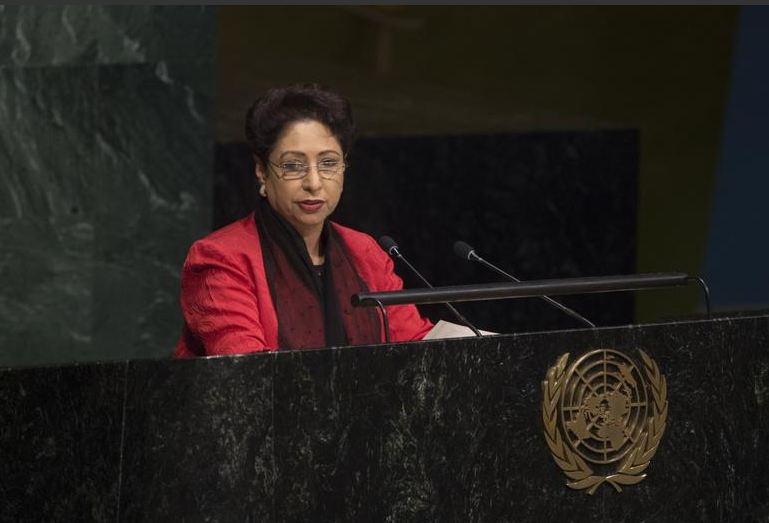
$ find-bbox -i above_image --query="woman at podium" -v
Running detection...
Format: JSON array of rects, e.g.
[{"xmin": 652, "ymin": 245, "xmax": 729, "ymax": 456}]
[{"xmin": 175, "ymin": 84, "xmax": 433, "ymax": 357}]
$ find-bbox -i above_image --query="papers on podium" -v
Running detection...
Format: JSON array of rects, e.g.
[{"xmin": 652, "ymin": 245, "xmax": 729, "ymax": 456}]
[{"xmin": 422, "ymin": 320, "xmax": 498, "ymax": 340}]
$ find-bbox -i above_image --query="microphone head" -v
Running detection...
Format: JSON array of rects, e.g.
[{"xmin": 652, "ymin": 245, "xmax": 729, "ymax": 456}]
[
  {"xmin": 378, "ymin": 235, "xmax": 400, "ymax": 256},
  {"xmin": 453, "ymin": 240, "xmax": 476, "ymax": 261}
]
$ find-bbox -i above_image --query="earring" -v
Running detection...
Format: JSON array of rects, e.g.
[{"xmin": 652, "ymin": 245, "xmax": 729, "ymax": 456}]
[{"xmin": 259, "ymin": 183, "xmax": 267, "ymax": 197}]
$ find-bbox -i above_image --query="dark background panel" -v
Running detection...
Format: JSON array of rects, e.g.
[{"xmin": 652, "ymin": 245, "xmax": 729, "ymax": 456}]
[
  {"xmin": 214, "ymin": 130, "xmax": 637, "ymax": 334},
  {"xmin": 216, "ymin": 6, "xmax": 743, "ymax": 324}
]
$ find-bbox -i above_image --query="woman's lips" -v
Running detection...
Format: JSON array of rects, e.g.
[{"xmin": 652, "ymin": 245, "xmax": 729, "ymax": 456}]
[{"xmin": 298, "ymin": 200, "xmax": 324, "ymax": 213}]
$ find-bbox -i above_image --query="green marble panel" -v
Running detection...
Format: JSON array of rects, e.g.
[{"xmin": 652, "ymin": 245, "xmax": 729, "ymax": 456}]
[
  {"xmin": 91, "ymin": 63, "xmax": 211, "ymax": 361},
  {"xmin": 0, "ymin": 66, "xmax": 98, "ymax": 367},
  {"xmin": 0, "ymin": 6, "xmax": 214, "ymax": 366},
  {"xmin": 0, "ymin": 6, "xmax": 213, "ymax": 68}
]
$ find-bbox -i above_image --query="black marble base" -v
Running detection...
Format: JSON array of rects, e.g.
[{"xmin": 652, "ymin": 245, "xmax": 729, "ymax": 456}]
[{"xmin": 1, "ymin": 312, "xmax": 768, "ymax": 521}]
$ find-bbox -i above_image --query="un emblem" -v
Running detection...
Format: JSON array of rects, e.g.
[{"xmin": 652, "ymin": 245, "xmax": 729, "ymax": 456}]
[{"xmin": 542, "ymin": 349, "xmax": 668, "ymax": 494}]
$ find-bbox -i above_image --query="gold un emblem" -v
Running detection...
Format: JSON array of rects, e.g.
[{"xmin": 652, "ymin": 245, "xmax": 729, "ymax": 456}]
[{"xmin": 542, "ymin": 349, "xmax": 668, "ymax": 494}]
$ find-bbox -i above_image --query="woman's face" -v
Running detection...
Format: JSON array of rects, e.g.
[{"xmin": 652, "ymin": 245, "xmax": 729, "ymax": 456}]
[{"xmin": 256, "ymin": 119, "xmax": 345, "ymax": 237}]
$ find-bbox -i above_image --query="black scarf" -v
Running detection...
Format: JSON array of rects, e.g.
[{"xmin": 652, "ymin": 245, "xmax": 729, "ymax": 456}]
[{"xmin": 253, "ymin": 199, "xmax": 381, "ymax": 350}]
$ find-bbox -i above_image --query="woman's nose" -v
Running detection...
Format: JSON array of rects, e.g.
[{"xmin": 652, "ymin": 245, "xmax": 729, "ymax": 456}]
[{"xmin": 302, "ymin": 165, "xmax": 323, "ymax": 190}]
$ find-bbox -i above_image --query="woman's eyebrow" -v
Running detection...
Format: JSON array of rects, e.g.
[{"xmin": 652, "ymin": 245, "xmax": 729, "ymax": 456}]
[
  {"xmin": 277, "ymin": 150, "xmax": 308, "ymax": 159},
  {"xmin": 278, "ymin": 150, "xmax": 342, "ymax": 159}
]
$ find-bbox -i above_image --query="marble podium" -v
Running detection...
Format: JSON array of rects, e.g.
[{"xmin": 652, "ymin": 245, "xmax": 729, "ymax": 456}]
[{"xmin": 1, "ymin": 312, "xmax": 768, "ymax": 522}]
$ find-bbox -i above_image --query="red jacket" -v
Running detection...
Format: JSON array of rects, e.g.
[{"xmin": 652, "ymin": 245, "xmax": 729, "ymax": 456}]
[{"xmin": 175, "ymin": 213, "xmax": 433, "ymax": 357}]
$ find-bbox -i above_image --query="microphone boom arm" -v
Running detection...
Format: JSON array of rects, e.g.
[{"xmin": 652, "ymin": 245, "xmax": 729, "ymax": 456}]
[
  {"xmin": 472, "ymin": 251, "xmax": 595, "ymax": 328},
  {"xmin": 379, "ymin": 235, "xmax": 483, "ymax": 337}
]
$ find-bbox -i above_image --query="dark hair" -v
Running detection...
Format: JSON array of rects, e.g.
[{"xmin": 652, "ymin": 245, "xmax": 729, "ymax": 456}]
[{"xmin": 244, "ymin": 83, "xmax": 355, "ymax": 168}]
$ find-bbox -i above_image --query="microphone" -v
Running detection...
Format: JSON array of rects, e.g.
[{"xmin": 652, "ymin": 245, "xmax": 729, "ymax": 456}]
[
  {"xmin": 379, "ymin": 236, "xmax": 483, "ymax": 337},
  {"xmin": 454, "ymin": 240, "xmax": 596, "ymax": 328}
]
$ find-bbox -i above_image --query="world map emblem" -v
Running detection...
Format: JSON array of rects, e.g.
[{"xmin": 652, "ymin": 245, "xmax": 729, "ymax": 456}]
[{"xmin": 541, "ymin": 349, "xmax": 668, "ymax": 494}]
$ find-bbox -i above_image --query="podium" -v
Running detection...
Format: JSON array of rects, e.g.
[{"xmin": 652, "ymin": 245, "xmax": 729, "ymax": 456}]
[{"xmin": 1, "ymin": 311, "xmax": 768, "ymax": 521}]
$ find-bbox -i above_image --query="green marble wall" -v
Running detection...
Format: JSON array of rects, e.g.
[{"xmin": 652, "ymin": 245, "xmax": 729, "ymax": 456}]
[{"xmin": 0, "ymin": 6, "xmax": 214, "ymax": 366}]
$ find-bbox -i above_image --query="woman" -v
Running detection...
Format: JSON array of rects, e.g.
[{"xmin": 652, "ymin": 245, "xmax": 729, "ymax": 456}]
[{"xmin": 175, "ymin": 84, "xmax": 433, "ymax": 357}]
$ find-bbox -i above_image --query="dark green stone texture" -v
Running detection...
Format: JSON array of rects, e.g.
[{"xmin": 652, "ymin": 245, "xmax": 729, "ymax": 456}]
[{"xmin": 0, "ymin": 6, "xmax": 214, "ymax": 366}]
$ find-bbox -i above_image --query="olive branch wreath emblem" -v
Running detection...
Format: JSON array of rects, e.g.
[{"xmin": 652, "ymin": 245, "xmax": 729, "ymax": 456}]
[{"xmin": 541, "ymin": 350, "xmax": 668, "ymax": 495}]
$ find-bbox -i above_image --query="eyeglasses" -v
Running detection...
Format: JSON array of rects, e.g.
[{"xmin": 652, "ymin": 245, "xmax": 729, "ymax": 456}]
[{"xmin": 267, "ymin": 158, "xmax": 347, "ymax": 180}]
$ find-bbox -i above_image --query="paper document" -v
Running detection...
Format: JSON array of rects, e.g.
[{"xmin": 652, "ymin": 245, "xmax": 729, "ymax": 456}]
[{"xmin": 422, "ymin": 320, "xmax": 498, "ymax": 340}]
